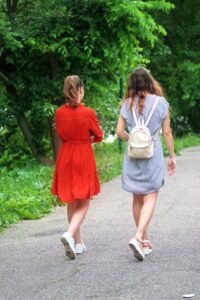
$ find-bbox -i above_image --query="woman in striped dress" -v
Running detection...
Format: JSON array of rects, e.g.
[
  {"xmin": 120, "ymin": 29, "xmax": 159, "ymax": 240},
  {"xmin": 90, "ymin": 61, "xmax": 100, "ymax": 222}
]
[{"xmin": 116, "ymin": 67, "xmax": 176, "ymax": 261}]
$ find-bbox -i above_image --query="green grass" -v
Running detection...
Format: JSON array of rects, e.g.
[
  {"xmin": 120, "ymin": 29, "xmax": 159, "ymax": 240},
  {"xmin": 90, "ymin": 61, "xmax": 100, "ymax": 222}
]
[
  {"xmin": 1, "ymin": 133, "xmax": 200, "ymax": 231},
  {"xmin": 0, "ymin": 164, "xmax": 56, "ymax": 231},
  {"xmin": 94, "ymin": 140, "xmax": 125, "ymax": 183},
  {"xmin": 162, "ymin": 133, "xmax": 200, "ymax": 157}
]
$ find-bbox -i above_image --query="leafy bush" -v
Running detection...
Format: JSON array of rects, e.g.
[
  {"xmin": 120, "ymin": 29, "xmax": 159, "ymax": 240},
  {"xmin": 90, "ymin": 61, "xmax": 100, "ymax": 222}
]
[{"xmin": 171, "ymin": 115, "xmax": 192, "ymax": 137}]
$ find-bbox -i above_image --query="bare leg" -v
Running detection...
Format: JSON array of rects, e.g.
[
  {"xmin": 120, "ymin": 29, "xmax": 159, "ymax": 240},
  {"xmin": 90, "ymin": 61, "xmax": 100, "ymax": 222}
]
[
  {"xmin": 67, "ymin": 201, "xmax": 81, "ymax": 243},
  {"xmin": 132, "ymin": 194, "xmax": 148, "ymax": 240},
  {"xmin": 68, "ymin": 199, "xmax": 90, "ymax": 238},
  {"xmin": 67, "ymin": 202, "xmax": 77, "ymax": 222},
  {"xmin": 136, "ymin": 192, "xmax": 158, "ymax": 240}
]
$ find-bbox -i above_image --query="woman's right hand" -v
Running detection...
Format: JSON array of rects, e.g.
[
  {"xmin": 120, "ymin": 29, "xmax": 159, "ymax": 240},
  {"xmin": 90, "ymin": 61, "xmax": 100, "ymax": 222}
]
[
  {"xmin": 168, "ymin": 157, "xmax": 176, "ymax": 176},
  {"xmin": 90, "ymin": 135, "xmax": 95, "ymax": 143}
]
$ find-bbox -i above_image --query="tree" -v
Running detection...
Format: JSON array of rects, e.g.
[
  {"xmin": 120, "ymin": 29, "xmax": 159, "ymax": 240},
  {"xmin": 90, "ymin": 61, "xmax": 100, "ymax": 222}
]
[
  {"xmin": 0, "ymin": 0, "xmax": 173, "ymax": 166},
  {"xmin": 147, "ymin": 0, "xmax": 200, "ymax": 135}
]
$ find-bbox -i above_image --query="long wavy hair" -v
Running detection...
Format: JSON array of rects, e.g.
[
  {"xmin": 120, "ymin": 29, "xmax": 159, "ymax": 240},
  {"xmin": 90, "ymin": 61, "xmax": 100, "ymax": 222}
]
[
  {"xmin": 124, "ymin": 67, "xmax": 164, "ymax": 114},
  {"xmin": 63, "ymin": 75, "xmax": 84, "ymax": 108}
]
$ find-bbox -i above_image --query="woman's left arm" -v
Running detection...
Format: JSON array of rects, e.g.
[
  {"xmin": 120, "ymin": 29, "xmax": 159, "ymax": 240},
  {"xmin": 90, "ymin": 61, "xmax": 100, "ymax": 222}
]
[
  {"xmin": 116, "ymin": 115, "xmax": 129, "ymax": 142},
  {"xmin": 89, "ymin": 109, "xmax": 104, "ymax": 143}
]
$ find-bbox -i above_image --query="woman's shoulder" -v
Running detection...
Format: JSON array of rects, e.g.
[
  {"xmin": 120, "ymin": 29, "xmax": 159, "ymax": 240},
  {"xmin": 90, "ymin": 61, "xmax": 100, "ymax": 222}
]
[
  {"xmin": 55, "ymin": 104, "xmax": 67, "ymax": 115},
  {"xmin": 56, "ymin": 103, "xmax": 89, "ymax": 113},
  {"xmin": 120, "ymin": 98, "xmax": 131, "ymax": 121},
  {"xmin": 147, "ymin": 94, "xmax": 167, "ymax": 101},
  {"xmin": 121, "ymin": 98, "xmax": 130, "ymax": 109},
  {"xmin": 158, "ymin": 95, "xmax": 168, "ymax": 103},
  {"xmin": 147, "ymin": 94, "xmax": 168, "ymax": 107},
  {"xmin": 153, "ymin": 95, "xmax": 169, "ymax": 119},
  {"xmin": 82, "ymin": 105, "xmax": 97, "ymax": 116},
  {"xmin": 157, "ymin": 95, "xmax": 169, "ymax": 111}
]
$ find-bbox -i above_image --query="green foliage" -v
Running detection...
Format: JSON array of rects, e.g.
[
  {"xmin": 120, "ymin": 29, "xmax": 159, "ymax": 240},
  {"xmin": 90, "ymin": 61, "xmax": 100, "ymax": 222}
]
[
  {"xmin": 94, "ymin": 140, "xmax": 125, "ymax": 182},
  {"xmin": 0, "ymin": 0, "xmax": 173, "ymax": 167},
  {"xmin": 147, "ymin": 0, "xmax": 200, "ymax": 135},
  {"xmin": 0, "ymin": 125, "xmax": 32, "ymax": 168}
]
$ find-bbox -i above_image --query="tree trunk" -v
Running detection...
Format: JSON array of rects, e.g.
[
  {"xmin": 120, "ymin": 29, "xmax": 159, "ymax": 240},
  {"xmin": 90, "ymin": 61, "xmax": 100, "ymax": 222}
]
[
  {"xmin": 5, "ymin": 0, "xmax": 53, "ymax": 165},
  {"xmin": 6, "ymin": 0, "xmax": 18, "ymax": 16},
  {"xmin": 46, "ymin": 52, "xmax": 60, "ymax": 78},
  {"xmin": 46, "ymin": 51, "xmax": 62, "ymax": 162},
  {"xmin": 17, "ymin": 112, "xmax": 54, "ymax": 165}
]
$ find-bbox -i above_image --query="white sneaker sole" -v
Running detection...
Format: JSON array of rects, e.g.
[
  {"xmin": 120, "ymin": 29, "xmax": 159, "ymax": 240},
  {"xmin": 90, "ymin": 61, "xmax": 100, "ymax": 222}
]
[
  {"xmin": 75, "ymin": 247, "xmax": 87, "ymax": 254},
  {"xmin": 61, "ymin": 237, "xmax": 76, "ymax": 260},
  {"xmin": 143, "ymin": 248, "xmax": 152, "ymax": 255},
  {"xmin": 129, "ymin": 239, "xmax": 144, "ymax": 261}
]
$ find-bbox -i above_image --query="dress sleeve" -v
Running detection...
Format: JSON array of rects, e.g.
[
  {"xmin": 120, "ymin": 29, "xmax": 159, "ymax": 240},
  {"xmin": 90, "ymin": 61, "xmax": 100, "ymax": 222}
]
[
  {"xmin": 160, "ymin": 97, "xmax": 169, "ymax": 120},
  {"xmin": 55, "ymin": 109, "xmax": 62, "ymax": 139},
  {"xmin": 89, "ymin": 109, "xmax": 104, "ymax": 143},
  {"xmin": 120, "ymin": 100, "xmax": 129, "ymax": 121}
]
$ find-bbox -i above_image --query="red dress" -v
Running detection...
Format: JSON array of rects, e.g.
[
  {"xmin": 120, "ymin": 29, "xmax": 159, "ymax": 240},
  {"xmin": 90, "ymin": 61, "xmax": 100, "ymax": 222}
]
[{"xmin": 52, "ymin": 104, "xmax": 103, "ymax": 203}]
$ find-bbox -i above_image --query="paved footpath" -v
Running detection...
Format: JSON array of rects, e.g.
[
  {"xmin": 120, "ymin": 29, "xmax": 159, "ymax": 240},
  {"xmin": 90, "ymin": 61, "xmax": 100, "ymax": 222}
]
[{"xmin": 1, "ymin": 147, "xmax": 200, "ymax": 300}]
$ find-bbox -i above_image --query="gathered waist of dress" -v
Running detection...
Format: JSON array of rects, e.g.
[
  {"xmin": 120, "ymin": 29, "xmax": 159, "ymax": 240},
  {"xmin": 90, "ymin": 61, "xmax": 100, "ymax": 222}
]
[{"xmin": 62, "ymin": 140, "xmax": 91, "ymax": 145}]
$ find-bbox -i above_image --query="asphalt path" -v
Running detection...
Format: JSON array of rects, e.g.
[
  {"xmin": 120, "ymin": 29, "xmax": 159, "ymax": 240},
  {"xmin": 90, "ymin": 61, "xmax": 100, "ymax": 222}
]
[{"xmin": 1, "ymin": 147, "xmax": 200, "ymax": 300}]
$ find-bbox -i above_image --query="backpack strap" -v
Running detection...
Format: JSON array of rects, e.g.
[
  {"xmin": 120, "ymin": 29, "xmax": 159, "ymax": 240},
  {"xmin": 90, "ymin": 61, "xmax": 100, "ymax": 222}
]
[
  {"xmin": 131, "ymin": 99, "xmax": 139, "ymax": 126},
  {"xmin": 144, "ymin": 96, "xmax": 159, "ymax": 127},
  {"xmin": 131, "ymin": 97, "xmax": 145, "ymax": 126},
  {"xmin": 131, "ymin": 96, "xmax": 159, "ymax": 127}
]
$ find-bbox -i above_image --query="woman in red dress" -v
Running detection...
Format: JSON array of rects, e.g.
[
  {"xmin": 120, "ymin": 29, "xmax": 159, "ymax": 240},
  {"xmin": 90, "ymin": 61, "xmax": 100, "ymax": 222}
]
[{"xmin": 52, "ymin": 75, "xmax": 103, "ymax": 259}]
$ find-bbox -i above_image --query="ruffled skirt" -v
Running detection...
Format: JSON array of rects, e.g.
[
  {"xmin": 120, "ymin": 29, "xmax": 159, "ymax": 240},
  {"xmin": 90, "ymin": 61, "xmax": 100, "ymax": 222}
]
[{"xmin": 52, "ymin": 143, "xmax": 100, "ymax": 203}]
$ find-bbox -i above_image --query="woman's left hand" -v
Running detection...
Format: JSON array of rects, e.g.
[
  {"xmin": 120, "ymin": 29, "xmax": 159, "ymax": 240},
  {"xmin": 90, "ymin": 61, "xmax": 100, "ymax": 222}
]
[
  {"xmin": 90, "ymin": 136, "xmax": 95, "ymax": 143},
  {"xmin": 168, "ymin": 157, "xmax": 176, "ymax": 176}
]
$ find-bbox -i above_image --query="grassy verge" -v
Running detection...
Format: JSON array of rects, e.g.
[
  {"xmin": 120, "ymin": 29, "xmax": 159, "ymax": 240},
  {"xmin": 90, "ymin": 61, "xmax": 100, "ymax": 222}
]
[
  {"xmin": 162, "ymin": 134, "xmax": 200, "ymax": 156},
  {"xmin": 0, "ymin": 164, "xmax": 56, "ymax": 231},
  {"xmin": 94, "ymin": 140, "xmax": 125, "ymax": 183},
  {"xmin": 1, "ymin": 134, "xmax": 200, "ymax": 231}
]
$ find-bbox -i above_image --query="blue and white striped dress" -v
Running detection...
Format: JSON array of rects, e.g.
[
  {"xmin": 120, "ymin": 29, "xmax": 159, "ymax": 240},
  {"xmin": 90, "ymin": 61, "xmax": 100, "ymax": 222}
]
[{"xmin": 120, "ymin": 94, "xmax": 169, "ymax": 194}]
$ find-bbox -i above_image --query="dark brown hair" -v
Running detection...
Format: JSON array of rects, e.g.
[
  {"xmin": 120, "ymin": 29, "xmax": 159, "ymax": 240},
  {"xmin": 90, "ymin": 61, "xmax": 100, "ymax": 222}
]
[
  {"xmin": 124, "ymin": 67, "xmax": 164, "ymax": 114},
  {"xmin": 63, "ymin": 75, "xmax": 84, "ymax": 108}
]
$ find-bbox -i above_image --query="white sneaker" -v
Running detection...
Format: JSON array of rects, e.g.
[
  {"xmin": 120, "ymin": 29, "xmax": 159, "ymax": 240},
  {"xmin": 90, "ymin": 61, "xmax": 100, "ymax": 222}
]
[
  {"xmin": 75, "ymin": 242, "xmax": 87, "ymax": 254},
  {"xmin": 60, "ymin": 232, "xmax": 76, "ymax": 259},
  {"xmin": 142, "ymin": 240, "xmax": 153, "ymax": 255},
  {"xmin": 129, "ymin": 235, "xmax": 145, "ymax": 261}
]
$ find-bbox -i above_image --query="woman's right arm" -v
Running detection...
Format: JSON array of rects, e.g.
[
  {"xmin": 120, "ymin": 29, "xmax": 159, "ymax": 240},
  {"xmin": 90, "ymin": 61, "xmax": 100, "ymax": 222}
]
[
  {"xmin": 162, "ymin": 112, "xmax": 176, "ymax": 175},
  {"xmin": 116, "ymin": 115, "xmax": 129, "ymax": 142},
  {"xmin": 89, "ymin": 109, "xmax": 104, "ymax": 143}
]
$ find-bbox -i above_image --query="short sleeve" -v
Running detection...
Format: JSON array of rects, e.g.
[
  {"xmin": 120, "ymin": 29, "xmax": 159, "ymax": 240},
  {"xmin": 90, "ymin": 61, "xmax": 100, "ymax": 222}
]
[
  {"xmin": 55, "ymin": 108, "xmax": 62, "ymax": 139},
  {"xmin": 120, "ymin": 100, "xmax": 129, "ymax": 121},
  {"xmin": 160, "ymin": 97, "xmax": 169, "ymax": 120},
  {"xmin": 89, "ymin": 109, "xmax": 104, "ymax": 143}
]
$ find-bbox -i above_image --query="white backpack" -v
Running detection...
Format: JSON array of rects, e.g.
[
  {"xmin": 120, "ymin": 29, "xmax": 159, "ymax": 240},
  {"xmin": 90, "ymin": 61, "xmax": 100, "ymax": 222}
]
[{"xmin": 128, "ymin": 96, "xmax": 159, "ymax": 159}]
